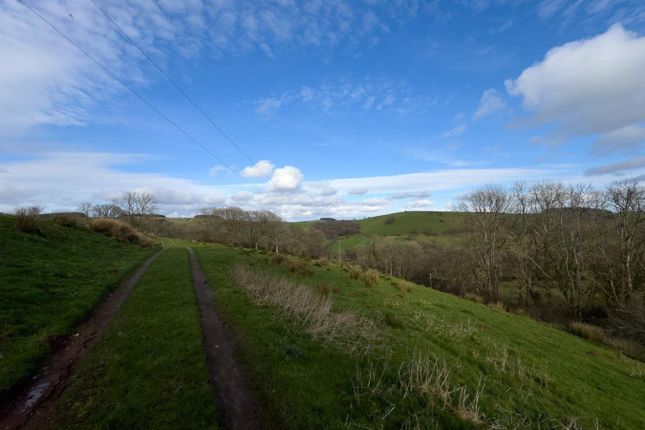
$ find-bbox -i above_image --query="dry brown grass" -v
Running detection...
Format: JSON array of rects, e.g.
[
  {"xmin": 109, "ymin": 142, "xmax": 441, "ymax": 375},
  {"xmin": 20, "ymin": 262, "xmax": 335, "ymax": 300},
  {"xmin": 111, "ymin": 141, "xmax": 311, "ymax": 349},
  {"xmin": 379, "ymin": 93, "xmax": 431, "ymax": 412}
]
[
  {"xmin": 232, "ymin": 265, "xmax": 378, "ymax": 347},
  {"xmin": 352, "ymin": 353, "xmax": 484, "ymax": 426},
  {"xmin": 569, "ymin": 321, "xmax": 644, "ymax": 359},
  {"xmin": 273, "ymin": 254, "xmax": 314, "ymax": 276},
  {"xmin": 89, "ymin": 218, "xmax": 151, "ymax": 246},
  {"xmin": 52, "ymin": 213, "xmax": 85, "ymax": 228},
  {"xmin": 361, "ymin": 268, "xmax": 380, "ymax": 288},
  {"xmin": 568, "ymin": 322, "xmax": 608, "ymax": 344}
]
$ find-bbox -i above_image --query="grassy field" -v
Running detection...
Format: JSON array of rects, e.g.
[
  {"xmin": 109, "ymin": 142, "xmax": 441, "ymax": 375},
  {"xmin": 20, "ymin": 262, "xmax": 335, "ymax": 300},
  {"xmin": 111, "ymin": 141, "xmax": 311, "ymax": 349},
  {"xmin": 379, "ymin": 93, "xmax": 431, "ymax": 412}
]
[
  {"xmin": 356, "ymin": 211, "xmax": 464, "ymax": 236},
  {"xmin": 329, "ymin": 211, "xmax": 465, "ymax": 251},
  {"xmin": 194, "ymin": 245, "xmax": 645, "ymax": 429},
  {"xmin": 47, "ymin": 247, "xmax": 218, "ymax": 429},
  {"xmin": 0, "ymin": 215, "xmax": 154, "ymax": 398}
]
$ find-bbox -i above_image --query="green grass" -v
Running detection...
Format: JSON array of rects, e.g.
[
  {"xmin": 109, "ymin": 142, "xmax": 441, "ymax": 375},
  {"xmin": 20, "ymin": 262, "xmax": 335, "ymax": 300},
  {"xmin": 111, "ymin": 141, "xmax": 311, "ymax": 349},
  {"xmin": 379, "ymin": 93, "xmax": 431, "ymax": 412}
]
[
  {"xmin": 48, "ymin": 247, "xmax": 218, "ymax": 429},
  {"xmin": 331, "ymin": 211, "xmax": 465, "ymax": 252},
  {"xmin": 0, "ymin": 215, "xmax": 155, "ymax": 398},
  {"xmin": 194, "ymin": 244, "xmax": 645, "ymax": 429},
  {"xmin": 357, "ymin": 211, "xmax": 463, "ymax": 236}
]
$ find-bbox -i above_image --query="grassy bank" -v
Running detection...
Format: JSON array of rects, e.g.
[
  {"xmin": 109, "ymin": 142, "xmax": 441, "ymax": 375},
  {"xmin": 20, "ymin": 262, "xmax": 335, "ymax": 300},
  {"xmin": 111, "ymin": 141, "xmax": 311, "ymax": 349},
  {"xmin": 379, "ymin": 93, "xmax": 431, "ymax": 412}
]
[
  {"xmin": 194, "ymin": 244, "xmax": 645, "ymax": 429},
  {"xmin": 47, "ymin": 247, "xmax": 218, "ymax": 429},
  {"xmin": 0, "ymin": 215, "xmax": 154, "ymax": 398}
]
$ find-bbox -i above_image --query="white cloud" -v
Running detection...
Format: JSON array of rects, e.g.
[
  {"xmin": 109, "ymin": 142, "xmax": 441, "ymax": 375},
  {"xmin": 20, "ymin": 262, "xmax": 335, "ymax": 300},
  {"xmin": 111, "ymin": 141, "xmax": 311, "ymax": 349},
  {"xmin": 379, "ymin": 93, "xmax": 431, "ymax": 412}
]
[
  {"xmin": 0, "ymin": 0, "xmax": 206, "ymax": 136},
  {"xmin": 505, "ymin": 25, "xmax": 645, "ymax": 151},
  {"xmin": 1, "ymin": 150, "xmax": 640, "ymax": 220},
  {"xmin": 474, "ymin": 89, "xmax": 506, "ymax": 119},
  {"xmin": 241, "ymin": 160, "xmax": 274, "ymax": 178},
  {"xmin": 1, "ymin": 1, "xmax": 428, "ymax": 136},
  {"xmin": 267, "ymin": 165, "xmax": 303, "ymax": 191}
]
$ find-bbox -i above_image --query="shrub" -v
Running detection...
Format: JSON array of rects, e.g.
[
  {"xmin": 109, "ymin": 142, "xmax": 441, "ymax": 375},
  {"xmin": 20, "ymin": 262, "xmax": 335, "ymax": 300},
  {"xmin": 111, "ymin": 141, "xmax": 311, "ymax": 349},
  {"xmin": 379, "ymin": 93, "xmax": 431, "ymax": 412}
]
[
  {"xmin": 52, "ymin": 213, "xmax": 85, "ymax": 228},
  {"xmin": 278, "ymin": 255, "xmax": 314, "ymax": 276},
  {"xmin": 90, "ymin": 218, "xmax": 151, "ymax": 246},
  {"xmin": 14, "ymin": 206, "xmax": 42, "ymax": 234},
  {"xmin": 383, "ymin": 215, "xmax": 396, "ymax": 225}
]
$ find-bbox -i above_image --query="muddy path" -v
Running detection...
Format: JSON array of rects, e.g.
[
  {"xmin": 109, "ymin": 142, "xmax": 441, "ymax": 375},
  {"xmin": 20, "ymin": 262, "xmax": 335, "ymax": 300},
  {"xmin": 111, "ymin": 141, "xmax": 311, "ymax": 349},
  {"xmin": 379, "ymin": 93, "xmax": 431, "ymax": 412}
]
[
  {"xmin": 0, "ymin": 250, "xmax": 163, "ymax": 430},
  {"xmin": 188, "ymin": 248, "xmax": 266, "ymax": 430}
]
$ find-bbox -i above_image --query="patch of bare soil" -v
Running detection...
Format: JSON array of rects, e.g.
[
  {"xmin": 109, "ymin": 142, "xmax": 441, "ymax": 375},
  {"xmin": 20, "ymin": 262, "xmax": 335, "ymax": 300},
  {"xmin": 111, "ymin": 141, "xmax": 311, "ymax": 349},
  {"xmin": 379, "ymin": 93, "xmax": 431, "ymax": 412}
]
[
  {"xmin": 188, "ymin": 248, "xmax": 266, "ymax": 430},
  {"xmin": 0, "ymin": 251, "xmax": 162, "ymax": 430}
]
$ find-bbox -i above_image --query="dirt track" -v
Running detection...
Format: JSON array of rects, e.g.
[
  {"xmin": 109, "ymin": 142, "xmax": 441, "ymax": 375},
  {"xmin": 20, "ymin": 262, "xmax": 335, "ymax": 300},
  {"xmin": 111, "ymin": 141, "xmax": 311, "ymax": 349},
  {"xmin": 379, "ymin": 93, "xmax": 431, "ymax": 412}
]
[
  {"xmin": 0, "ymin": 251, "xmax": 162, "ymax": 430},
  {"xmin": 188, "ymin": 248, "xmax": 266, "ymax": 430}
]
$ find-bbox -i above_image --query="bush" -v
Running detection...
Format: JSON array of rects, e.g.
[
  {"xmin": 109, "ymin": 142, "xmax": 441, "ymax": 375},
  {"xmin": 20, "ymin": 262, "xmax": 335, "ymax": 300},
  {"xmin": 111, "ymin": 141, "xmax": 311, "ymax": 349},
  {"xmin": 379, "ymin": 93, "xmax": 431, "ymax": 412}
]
[
  {"xmin": 14, "ymin": 206, "xmax": 42, "ymax": 234},
  {"xmin": 90, "ymin": 218, "xmax": 151, "ymax": 246},
  {"xmin": 383, "ymin": 215, "xmax": 396, "ymax": 225},
  {"xmin": 278, "ymin": 255, "xmax": 314, "ymax": 276},
  {"xmin": 52, "ymin": 213, "xmax": 85, "ymax": 228}
]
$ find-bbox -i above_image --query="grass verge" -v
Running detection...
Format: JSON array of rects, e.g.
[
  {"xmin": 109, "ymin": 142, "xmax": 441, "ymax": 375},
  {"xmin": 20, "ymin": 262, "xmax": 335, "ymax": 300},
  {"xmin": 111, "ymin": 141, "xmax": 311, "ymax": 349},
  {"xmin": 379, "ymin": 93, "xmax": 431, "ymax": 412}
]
[
  {"xmin": 0, "ymin": 215, "xmax": 155, "ymax": 398},
  {"xmin": 194, "ymin": 244, "xmax": 645, "ymax": 429},
  {"xmin": 47, "ymin": 248, "xmax": 218, "ymax": 429}
]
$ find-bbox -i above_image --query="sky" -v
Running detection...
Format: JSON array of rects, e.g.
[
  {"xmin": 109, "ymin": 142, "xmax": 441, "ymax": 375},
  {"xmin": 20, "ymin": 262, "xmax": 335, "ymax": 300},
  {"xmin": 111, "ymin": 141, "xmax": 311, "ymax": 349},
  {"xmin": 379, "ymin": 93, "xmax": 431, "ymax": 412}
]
[{"xmin": 1, "ymin": 0, "xmax": 645, "ymax": 220}]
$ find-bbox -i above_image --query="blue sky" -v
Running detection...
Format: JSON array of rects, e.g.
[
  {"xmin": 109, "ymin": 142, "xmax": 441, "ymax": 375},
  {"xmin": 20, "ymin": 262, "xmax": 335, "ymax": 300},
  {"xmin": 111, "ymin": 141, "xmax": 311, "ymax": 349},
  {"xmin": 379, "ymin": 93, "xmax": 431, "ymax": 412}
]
[{"xmin": 1, "ymin": 0, "xmax": 644, "ymax": 219}]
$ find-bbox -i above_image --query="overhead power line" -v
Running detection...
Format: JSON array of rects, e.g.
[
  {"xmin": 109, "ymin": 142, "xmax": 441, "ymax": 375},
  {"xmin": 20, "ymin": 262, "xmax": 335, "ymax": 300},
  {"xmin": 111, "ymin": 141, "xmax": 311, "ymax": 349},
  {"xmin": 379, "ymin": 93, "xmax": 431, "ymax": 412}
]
[
  {"xmin": 88, "ymin": 0, "xmax": 272, "ymax": 179},
  {"xmin": 19, "ymin": 0, "xmax": 249, "ymax": 183}
]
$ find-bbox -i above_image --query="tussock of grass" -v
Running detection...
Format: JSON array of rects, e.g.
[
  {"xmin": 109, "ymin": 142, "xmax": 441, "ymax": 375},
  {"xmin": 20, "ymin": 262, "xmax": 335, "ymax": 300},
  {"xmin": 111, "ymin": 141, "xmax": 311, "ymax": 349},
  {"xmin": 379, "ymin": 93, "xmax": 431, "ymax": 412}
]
[
  {"xmin": 569, "ymin": 321, "xmax": 608, "ymax": 344},
  {"xmin": 351, "ymin": 354, "xmax": 483, "ymax": 428},
  {"xmin": 232, "ymin": 264, "xmax": 377, "ymax": 347}
]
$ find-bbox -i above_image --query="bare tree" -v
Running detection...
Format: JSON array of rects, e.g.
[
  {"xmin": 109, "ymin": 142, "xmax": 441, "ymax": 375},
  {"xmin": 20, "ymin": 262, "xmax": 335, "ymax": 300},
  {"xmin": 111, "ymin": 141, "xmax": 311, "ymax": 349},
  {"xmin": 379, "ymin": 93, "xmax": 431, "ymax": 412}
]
[
  {"xmin": 460, "ymin": 185, "xmax": 510, "ymax": 302},
  {"xmin": 118, "ymin": 191, "xmax": 156, "ymax": 225},
  {"xmin": 92, "ymin": 203, "xmax": 123, "ymax": 218},
  {"xmin": 599, "ymin": 182, "xmax": 645, "ymax": 309},
  {"xmin": 78, "ymin": 202, "xmax": 93, "ymax": 217}
]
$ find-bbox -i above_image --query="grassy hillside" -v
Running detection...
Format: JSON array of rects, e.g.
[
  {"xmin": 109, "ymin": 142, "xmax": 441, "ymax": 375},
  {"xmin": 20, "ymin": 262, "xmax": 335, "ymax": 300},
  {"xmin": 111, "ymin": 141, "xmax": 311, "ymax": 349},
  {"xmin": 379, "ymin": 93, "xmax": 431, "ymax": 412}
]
[
  {"xmin": 326, "ymin": 211, "xmax": 465, "ymax": 251},
  {"xmin": 0, "ymin": 215, "xmax": 155, "ymax": 398},
  {"xmin": 194, "ymin": 245, "xmax": 645, "ymax": 429},
  {"xmin": 357, "ymin": 211, "xmax": 463, "ymax": 235}
]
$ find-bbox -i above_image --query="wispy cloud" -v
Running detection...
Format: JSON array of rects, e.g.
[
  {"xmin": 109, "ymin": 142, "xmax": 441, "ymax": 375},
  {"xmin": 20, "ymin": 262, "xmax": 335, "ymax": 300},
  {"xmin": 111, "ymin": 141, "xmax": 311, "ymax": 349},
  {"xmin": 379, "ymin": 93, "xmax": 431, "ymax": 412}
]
[
  {"xmin": 255, "ymin": 79, "xmax": 438, "ymax": 116},
  {"xmin": 0, "ymin": 1, "xmax": 425, "ymax": 136},
  {"xmin": 474, "ymin": 89, "xmax": 506, "ymax": 119},
  {"xmin": 584, "ymin": 156, "xmax": 645, "ymax": 176}
]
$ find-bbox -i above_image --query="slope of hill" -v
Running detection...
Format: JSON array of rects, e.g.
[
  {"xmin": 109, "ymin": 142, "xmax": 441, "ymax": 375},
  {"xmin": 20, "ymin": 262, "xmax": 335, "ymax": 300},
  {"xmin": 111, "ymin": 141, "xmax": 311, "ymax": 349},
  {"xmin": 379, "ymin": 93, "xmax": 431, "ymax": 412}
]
[
  {"xmin": 324, "ymin": 211, "xmax": 465, "ymax": 251},
  {"xmin": 357, "ymin": 211, "xmax": 463, "ymax": 235},
  {"xmin": 194, "ymin": 245, "xmax": 645, "ymax": 429},
  {"xmin": 0, "ymin": 215, "xmax": 155, "ymax": 398}
]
